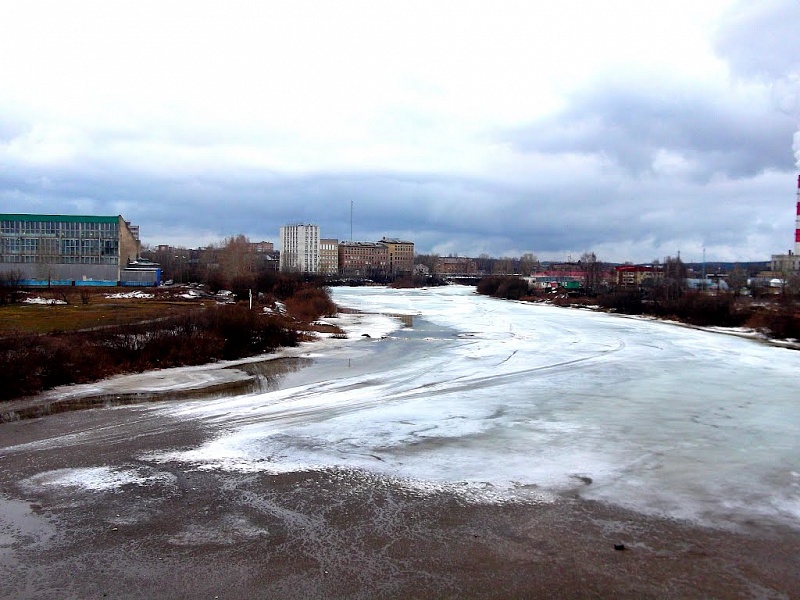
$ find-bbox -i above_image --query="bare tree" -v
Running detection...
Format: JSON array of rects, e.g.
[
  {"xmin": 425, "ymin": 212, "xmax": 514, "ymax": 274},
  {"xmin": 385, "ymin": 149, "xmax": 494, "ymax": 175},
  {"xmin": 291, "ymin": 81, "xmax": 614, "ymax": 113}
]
[
  {"xmin": 580, "ymin": 251, "xmax": 600, "ymax": 292},
  {"xmin": 518, "ymin": 253, "xmax": 538, "ymax": 276},
  {"xmin": 492, "ymin": 257, "xmax": 514, "ymax": 275},
  {"xmin": 727, "ymin": 266, "xmax": 748, "ymax": 298},
  {"xmin": 52, "ymin": 287, "xmax": 73, "ymax": 305},
  {"xmin": 147, "ymin": 245, "xmax": 197, "ymax": 284},
  {"xmin": 786, "ymin": 273, "xmax": 800, "ymax": 301},
  {"xmin": 475, "ymin": 254, "xmax": 493, "ymax": 275},
  {"xmin": 218, "ymin": 234, "xmax": 257, "ymax": 283},
  {"xmin": 661, "ymin": 255, "xmax": 687, "ymax": 302},
  {"xmin": 414, "ymin": 253, "xmax": 438, "ymax": 272}
]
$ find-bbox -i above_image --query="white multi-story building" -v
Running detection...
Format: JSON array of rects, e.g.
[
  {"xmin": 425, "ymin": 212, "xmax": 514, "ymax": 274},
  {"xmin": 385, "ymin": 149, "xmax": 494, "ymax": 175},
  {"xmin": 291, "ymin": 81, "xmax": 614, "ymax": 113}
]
[{"xmin": 279, "ymin": 224, "xmax": 320, "ymax": 273}]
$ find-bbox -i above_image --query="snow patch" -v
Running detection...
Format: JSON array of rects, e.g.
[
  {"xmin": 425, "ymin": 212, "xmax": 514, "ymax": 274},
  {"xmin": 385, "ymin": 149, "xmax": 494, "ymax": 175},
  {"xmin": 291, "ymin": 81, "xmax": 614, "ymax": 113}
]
[
  {"xmin": 105, "ymin": 291, "xmax": 155, "ymax": 299},
  {"xmin": 23, "ymin": 297, "xmax": 66, "ymax": 305},
  {"xmin": 22, "ymin": 466, "xmax": 176, "ymax": 492}
]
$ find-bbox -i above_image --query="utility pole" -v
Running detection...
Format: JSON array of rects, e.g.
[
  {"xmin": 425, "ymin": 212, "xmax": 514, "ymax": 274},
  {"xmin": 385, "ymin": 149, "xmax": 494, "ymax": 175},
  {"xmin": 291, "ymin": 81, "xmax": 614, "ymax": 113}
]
[{"xmin": 702, "ymin": 246, "xmax": 706, "ymax": 291}]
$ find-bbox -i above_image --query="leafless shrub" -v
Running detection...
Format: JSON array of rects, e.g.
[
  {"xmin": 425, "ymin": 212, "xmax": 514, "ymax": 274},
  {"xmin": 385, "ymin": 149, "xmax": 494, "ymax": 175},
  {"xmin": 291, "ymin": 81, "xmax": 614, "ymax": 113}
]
[
  {"xmin": 476, "ymin": 276, "xmax": 530, "ymax": 300},
  {"xmin": 284, "ymin": 286, "xmax": 337, "ymax": 321},
  {"xmin": 0, "ymin": 270, "xmax": 24, "ymax": 305},
  {"xmin": 0, "ymin": 304, "xmax": 301, "ymax": 402},
  {"xmin": 50, "ymin": 287, "xmax": 73, "ymax": 305},
  {"xmin": 745, "ymin": 306, "xmax": 800, "ymax": 339}
]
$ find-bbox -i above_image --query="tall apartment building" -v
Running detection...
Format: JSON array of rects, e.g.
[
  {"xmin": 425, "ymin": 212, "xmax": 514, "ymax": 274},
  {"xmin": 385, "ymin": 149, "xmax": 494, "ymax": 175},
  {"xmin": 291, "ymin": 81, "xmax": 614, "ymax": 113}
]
[
  {"xmin": 319, "ymin": 238, "xmax": 339, "ymax": 276},
  {"xmin": 0, "ymin": 213, "xmax": 153, "ymax": 285},
  {"xmin": 379, "ymin": 237, "xmax": 414, "ymax": 276},
  {"xmin": 279, "ymin": 224, "xmax": 320, "ymax": 273}
]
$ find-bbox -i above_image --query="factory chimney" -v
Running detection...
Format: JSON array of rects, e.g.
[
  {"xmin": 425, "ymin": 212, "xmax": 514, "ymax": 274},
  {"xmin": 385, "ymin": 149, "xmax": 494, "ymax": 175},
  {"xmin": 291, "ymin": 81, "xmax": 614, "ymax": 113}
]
[{"xmin": 796, "ymin": 175, "xmax": 800, "ymax": 255}]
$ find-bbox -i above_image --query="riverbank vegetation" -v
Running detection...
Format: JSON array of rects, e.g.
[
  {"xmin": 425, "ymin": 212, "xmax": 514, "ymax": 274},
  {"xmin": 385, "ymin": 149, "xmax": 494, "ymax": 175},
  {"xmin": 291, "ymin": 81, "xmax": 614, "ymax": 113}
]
[
  {"xmin": 477, "ymin": 275, "xmax": 800, "ymax": 341},
  {"xmin": 0, "ymin": 275, "xmax": 338, "ymax": 402}
]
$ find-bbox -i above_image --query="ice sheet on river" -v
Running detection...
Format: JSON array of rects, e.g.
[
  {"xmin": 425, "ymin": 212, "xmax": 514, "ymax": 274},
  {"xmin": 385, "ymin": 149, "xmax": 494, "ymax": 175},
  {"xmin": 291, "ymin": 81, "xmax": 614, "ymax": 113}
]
[{"xmin": 143, "ymin": 286, "xmax": 800, "ymax": 530}]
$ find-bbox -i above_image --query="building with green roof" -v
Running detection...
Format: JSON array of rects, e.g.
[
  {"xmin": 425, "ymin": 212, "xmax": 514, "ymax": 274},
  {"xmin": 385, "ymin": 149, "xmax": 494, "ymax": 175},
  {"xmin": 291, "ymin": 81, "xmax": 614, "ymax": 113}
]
[{"xmin": 0, "ymin": 214, "xmax": 157, "ymax": 286}]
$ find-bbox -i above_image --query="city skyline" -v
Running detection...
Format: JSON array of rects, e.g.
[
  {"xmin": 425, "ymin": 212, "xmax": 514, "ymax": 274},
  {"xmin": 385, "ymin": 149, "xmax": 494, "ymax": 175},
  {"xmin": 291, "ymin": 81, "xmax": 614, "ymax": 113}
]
[{"xmin": 1, "ymin": 1, "xmax": 799, "ymax": 263}]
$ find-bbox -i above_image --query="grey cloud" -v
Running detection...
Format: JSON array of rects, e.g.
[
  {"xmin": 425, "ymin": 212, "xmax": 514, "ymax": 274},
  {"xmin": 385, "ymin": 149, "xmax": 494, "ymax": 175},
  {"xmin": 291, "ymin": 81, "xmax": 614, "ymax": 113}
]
[
  {"xmin": 0, "ymin": 158, "xmax": 607, "ymax": 252},
  {"xmin": 504, "ymin": 79, "xmax": 796, "ymax": 179},
  {"xmin": 0, "ymin": 129, "xmax": 792, "ymax": 263}
]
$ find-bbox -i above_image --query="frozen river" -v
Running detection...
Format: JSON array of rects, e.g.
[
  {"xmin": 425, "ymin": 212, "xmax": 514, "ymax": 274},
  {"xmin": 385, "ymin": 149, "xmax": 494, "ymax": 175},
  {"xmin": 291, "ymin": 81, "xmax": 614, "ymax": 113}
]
[{"xmin": 142, "ymin": 285, "xmax": 800, "ymax": 531}]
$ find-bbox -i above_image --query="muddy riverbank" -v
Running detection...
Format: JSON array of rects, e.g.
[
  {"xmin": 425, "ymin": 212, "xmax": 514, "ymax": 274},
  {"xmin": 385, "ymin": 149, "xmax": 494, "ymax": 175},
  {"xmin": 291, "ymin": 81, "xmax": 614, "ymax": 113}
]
[
  {"xmin": 0, "ymin": 355, "xmax": 312, "ymax": 423},
  {"xmin": 2, "ymin": 403, "xmax": 799, "ymax": 599}
]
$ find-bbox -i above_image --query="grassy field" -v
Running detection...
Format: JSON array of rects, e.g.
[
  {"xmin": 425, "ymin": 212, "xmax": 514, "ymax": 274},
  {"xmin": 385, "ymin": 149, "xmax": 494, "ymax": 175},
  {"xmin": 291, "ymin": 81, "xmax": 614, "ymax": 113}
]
[{"xmin": 0, "ymin": 289, "xmax": 204, "ymax": 335}]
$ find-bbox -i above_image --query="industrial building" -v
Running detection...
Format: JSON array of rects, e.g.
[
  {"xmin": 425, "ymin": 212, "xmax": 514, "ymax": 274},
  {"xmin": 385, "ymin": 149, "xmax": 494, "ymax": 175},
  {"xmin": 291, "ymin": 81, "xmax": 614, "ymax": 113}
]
[
  {"xmin": 0, "ymin": 213, "xmax": 159, "ymax": 286},
  {"xmin": 768, "ymin": 175, "xmax": 800, "ymax": 275},
  {"xmin": 279, "ymin": 224, "xmax": 320, "ymax": 273},
  {"xmin": 338, "ymin": 241, "xmax": 389, "ymax": 278},
  {"xmin": 434, "ymin": 256, "xmax": 478, "ymax": 275},
  {"xmin": 379, "ymin": 237, "xmax": 415, "ymax": 276}
]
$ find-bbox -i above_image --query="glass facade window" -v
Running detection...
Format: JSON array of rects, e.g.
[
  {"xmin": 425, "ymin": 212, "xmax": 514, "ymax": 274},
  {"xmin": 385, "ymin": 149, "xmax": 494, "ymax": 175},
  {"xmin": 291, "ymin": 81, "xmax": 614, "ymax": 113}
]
[{"xmin": 0, "ymin": 216, "xmax": 124, "ymax": 266}]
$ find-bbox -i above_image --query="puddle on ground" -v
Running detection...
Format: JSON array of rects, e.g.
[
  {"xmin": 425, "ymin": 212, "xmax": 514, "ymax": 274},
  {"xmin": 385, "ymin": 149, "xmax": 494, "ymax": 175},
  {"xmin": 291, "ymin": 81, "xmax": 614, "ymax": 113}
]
[{"xmin": 0, "ymin": 495, "xmax": 56, "ymax": 566}]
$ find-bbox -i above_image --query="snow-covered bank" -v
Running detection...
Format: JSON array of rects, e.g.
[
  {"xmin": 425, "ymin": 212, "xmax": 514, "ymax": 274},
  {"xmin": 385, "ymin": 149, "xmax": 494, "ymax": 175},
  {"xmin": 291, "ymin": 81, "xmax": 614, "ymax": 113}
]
[{"xmin": 1, "ymin": 310, "xmax": 402, "ymax": 422}]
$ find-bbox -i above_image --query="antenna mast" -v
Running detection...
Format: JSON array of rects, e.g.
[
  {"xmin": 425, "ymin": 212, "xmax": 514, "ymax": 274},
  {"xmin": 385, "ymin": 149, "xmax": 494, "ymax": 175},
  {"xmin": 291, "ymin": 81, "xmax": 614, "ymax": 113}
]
[{"xmin": 350, "ymin": 200, "xmax": 353, "ymax": 242}]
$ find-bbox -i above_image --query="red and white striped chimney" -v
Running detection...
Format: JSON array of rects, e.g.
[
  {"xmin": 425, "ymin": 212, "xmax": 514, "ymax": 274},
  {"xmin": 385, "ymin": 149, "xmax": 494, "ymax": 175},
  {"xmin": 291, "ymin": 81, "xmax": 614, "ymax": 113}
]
[{"xmin": 796, "ymin": 175, "xmax": 800, "ymax": 255}]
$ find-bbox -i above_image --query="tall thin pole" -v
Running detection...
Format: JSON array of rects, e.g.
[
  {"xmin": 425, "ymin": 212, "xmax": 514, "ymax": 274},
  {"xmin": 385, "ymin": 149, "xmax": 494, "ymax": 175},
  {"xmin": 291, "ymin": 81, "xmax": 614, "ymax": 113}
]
[
  {"xmin": 350, "ymin": 200, "xmax": 353, "ymax": 242},
  {"xmin": 702, "ymin": 246, "xmax": 706, "ymax": 289}
]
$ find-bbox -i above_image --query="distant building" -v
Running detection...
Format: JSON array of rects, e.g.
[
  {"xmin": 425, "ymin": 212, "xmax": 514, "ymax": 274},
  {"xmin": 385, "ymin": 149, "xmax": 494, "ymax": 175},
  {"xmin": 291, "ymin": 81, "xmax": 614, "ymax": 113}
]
[
  {"xmin": 338, "ymin": 241, "xmax": 389, "ymax": 278},
  {"xmin": 279, "ymin": 224, "xmax": 320, "ymax": 273},
  {"xmin": 614, "ymin": 264, "xmax": 663, "ymax": 287},
  {"xmin": 247, "ymin": 240, "xmax": 279, "ymax": 273},
  {"xmin": 435, "ymin": 256, "xmax": 478, "ymax": 275},
  {"xmin": 126, "ymin": 222, "xmax": 140, "ymax": 242},
  {"xmin": 379, "ymin": 237, "xmax": 415, "ymax": 276},
  {"xmin": 319, "ymin": 238, "xmax": 339, "ymax": 276},
  {"xmin": 769, "ymin": 251, "xmax": 800, "ymax": 275},
  {"xmin": 529, "ymin": 270, "xmax": 585, "ymax": 290},
  {"xmin": 250, "ymin": 240, "xmax": 274, "ymax": 253},
  {"xmin": 0, "ymin": 213, "xmax": 157, "ymax": 285}
]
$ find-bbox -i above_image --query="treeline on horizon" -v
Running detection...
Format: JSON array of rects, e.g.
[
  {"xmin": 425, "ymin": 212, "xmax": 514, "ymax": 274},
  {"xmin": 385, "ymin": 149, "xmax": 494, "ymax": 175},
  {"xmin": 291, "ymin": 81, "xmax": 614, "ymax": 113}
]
[
  {"xmin": 0, "ymin": 273, "xmax": 337, "ymax": 403},
  {"xmin": 145, "ymin": 237, "xmax": 770, "ymax": 285}
]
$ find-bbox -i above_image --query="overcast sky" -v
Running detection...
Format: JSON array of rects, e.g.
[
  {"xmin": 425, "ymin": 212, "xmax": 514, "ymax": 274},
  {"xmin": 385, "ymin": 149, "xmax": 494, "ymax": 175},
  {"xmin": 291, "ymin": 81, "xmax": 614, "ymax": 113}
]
[{"xmin": 1, "ymin": 0, "xmax": 799, "ymax": 262}]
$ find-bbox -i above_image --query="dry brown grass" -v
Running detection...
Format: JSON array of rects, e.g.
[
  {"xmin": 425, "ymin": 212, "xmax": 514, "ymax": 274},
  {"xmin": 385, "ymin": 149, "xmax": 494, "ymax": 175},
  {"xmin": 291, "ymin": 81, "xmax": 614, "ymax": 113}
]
[
  {"xmin": 0, "ymin": 284, "xmax": 340, "ymax": 402},
  {"xmin": 0, "ymin": 289, "xmax": 205, "ymax": 335}
]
